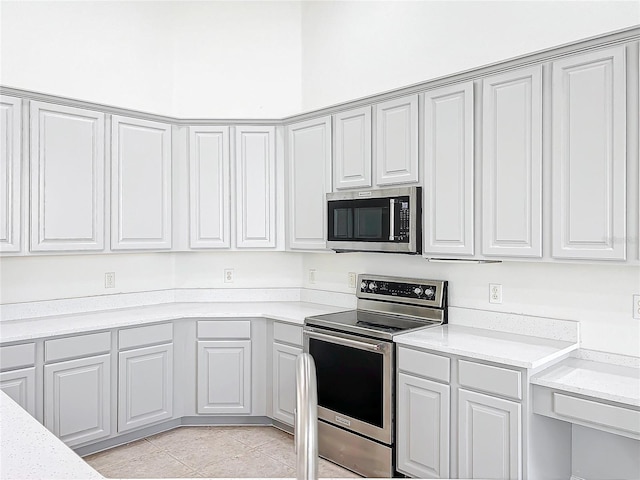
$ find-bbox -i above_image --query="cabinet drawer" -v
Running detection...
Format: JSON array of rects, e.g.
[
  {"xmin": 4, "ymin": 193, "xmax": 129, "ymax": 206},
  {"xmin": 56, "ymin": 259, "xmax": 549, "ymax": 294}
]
[
  {"xmin": 458, "ymin": 360, "xmax": 522, "ymax": 400},
  {"xmin": 198, "ymin": 320, "xmax": 251, "ymax": 339},
  {"xmin": 0, "ymin": 343, "xmax": 35, "ymax": 371},
  {"xmin": 45, "ymin": 332, "xmax": 111, "ymax": 363},
  {"xmin": 119, "ymin": 323, "xmax": 173, "ymax": 350},
  {"xmin": 398, "ymin": 347, "xmax": 450, "ymax": 383},
  {"xmin": 273, "ymin": 322, "xmax": 303, "ymax": 346},
  {"xmin": 553, "ymin": 393, "xmax": 640, "ymax": 437}
]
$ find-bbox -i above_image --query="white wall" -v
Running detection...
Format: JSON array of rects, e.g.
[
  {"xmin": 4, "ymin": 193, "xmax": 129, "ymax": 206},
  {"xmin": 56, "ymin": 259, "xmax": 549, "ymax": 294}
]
[
  {"xmin": 300, "ymin": 0, "xmax": 640, "ymax": 110},
  {"xmin": 0, "ymin": 252, "xmax": 303, "ymax": 304},
  {"xmin": 0, "ymin": 253, "xmax": 175, "ymax": 304},
  {"xmin": 301, "ymin": 253, "xmax": 640, "ymax": 357},
  {"xmin": 169, "ymin": 2, "xmax": 302, "ymax": 118},
  {"xmin": 0, "ymin": 1, "xmax": 302, "ymax": 117},
  {"xmin": 0, "ymin": 1, "xmax": 175, "ymax": 115}
]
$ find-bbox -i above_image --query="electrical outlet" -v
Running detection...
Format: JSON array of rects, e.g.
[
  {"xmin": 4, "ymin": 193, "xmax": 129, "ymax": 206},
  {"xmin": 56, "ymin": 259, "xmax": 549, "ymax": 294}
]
[
  {"xmin": 348, "ymin": 272, "xmax": 357, "ymax": 289},
  {"xmin": 105, "ymin": 272, "xmax": 115, "ymax": 289},
  {"xmin": 308, "ymin": 269, "xmax": 316, "ymax": 284},
  {"xmin": 224, "ymin": 268, "xmax": 234, "ymax": 283},
  {"xmin": 633, "ymin": 295, "xmax": 640, "ymax": 319},
  {"xmin": 489, "ymin": 284, "xmax": 502, "ymax": 304}
]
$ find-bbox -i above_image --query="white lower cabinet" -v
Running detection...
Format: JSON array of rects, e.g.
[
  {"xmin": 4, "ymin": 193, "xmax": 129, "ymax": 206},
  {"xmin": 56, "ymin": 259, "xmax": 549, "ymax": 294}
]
[
  {"xmin": 0, "ymin": 367, "xmax": 36, "ymax": 416},
  {"xmin": 118, "ymin": 343, "xmax": 173, "ymax": 432},
  {"xmin": 397, "ymin": 372, "xmax": 450, "ymax": 479},
  {"xmin": 197, "ymin": 340, "xmax": 251, "ymax": 414},
  {"xmin": 44, "ymin": 354, "xmax": 111, "ymax": 447},
  {"xmin": 272, "ymin": 342, "xmax": 301, "ymax": 425},
  {"xmin": 458, "ymin": 388, "xmax": 522, "ymax": 480}
]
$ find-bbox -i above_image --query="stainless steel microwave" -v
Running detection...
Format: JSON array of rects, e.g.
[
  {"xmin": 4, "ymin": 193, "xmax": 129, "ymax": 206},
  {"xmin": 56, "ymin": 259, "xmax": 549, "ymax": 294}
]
[{"xmin": 326, "ymin": 186, "xmax": 421, "ymax": 254}]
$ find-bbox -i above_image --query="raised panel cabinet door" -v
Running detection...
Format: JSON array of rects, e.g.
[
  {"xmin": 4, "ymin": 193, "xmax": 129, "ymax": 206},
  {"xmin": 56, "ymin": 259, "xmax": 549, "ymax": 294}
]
[
  {"xmin": 458, "ymin": 389, "xmax": 522, "ymax": 480},
  {"xmin": 287, "ymin": 116, "xmax": 332, "ymax": 250},
  {"xmin": 0, "ymin": 96, "xmax": 21, "ymax": 253},
  {"xmin": 188, "ymin": 126, "xmax": 230, "ymax": 249},
  {"xmin": 272, "ymin": 342, "xmax": 301, "ymax": 426},
  {"xmin": 118, "ymin": 344, "xmax": 173, "ymax": 432},
  {"xmin": 334, "ymin": 106, "xmax": 371, "ymax": 189},
  {"xmin": 44, "ymin": 354, "xmax": 111, "ymax": 447},
  {"xmin": 397, "ymin": 373, "xmax": 450, "ymax": 479},
  {"xmin": 197, "ymin": 340, "xmax": 251, "ymax": 414},
  {"xmin": 235, "ymin": 126, "xmax": 276, "ymax": 248},
  {"xmin": 30, "ymin": 101, "xmax": 105, "ymax": 252},
  {"xmin": 0, "ymin": 367, "xmax": 36, "ymax": 416},
  {"xmin": 482, "ymin": 66, "xmax": 542, "ymax": 258},
  {"xmin": 111, "ymin": 115, "xmax": 172, "ymax": 250},
  {"xmin": 552, "ymin": 46, "xmax": 626, "ymax": 260},
  {"xmin": 375, "ymin": 95, "xmax": 419, "ymax": 186},
  {"xmin": 423, "ymin": 83, "xmax": 474, "ymax": 256}
]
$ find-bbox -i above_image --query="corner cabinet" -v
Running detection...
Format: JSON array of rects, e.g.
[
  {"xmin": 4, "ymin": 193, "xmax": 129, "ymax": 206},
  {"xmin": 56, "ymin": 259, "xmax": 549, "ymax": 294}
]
[
  {"xmin": 375, "ymin": 95, "xmax": 419, "ymax": 186},
  {"xmin": 551, "ymin": 46, "xmax": 626, "ymax": 260},
  {"xmin": 0, "ymin": 95, "xmax": 22, "ymax": 253},
  {"xmin": 197, "ymin": 321, "xmax": 252, "ymax": 414},
  {"xmin": 422, "ymin": 83, "xmax": 474, "ymax": 256},
  {"xmin": 188, "ymin": 126, "xmax": 230, "ymax": 249},
  {"xmin": 482, "ymin": 66, "xmax": 542, "ymax": 258},
  {"xmin": 333, "ymin": 106, "xmax": 371, "ymax": 190},
  {"xmin": 235, "ymin": 126, "xmax": 276, "ymax": 248},
  {"xmin": 111, "ymin": 115, "xmax": 172, "ymax": 250},
  {"xmin": 30, "ymin": 101, "xmax": 106, "ymax": 252},
  {"xmin": 286, "ymin": 116, "xmax": 332, "ymax": 250}
]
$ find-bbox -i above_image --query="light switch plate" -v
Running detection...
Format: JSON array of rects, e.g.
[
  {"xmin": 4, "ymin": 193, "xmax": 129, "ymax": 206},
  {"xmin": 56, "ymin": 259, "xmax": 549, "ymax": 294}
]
[{"xmin": 633, "ymin": 295, "xmax": 640, "ymax": 319}]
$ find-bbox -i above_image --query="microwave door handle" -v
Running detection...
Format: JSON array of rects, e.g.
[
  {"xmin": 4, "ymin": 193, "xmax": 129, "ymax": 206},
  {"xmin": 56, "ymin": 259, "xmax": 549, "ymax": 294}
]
[{"xmin": 389, "ymin": 198, "xmax": 395, "ymax": 240}]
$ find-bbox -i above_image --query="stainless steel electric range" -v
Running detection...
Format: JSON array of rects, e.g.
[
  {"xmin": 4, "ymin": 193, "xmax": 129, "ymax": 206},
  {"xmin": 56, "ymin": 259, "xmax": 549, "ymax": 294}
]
[{"xmin": 303, "ymin": 274, "xmax": 448, "ymax": 478}]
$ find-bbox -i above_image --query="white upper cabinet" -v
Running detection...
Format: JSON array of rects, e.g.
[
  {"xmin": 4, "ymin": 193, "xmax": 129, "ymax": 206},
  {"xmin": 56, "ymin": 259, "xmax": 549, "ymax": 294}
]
[
  {"xmin": 188, "ymin": 126, "xmax": 230, "ymax": 249},
  {"xmin": 422, "ymin": 83, "xmax": 474, "ymax": 256},
  {"xmin": 482, "ymin": 66, "xmax": 543, "ymax": 258},
  {"xmin": 333, "ymin": 106, "xmax": 371, "ymax": 189},
  {"xmin": 235, "ymin": 126, "xmax": 276, "ymax": 248},
  {"xmin": 111, "ymin": 116, "xmax": 172, "ymax": 250},
  {"xmin": 375, "ymin": 95, "xmax": 419, "ymax": 186},
  {"xmin": 30, "ymin": 102, "xmax": 105, "ymax": 252},
  {"xmin": 287, "ymin": 116, "xmax": 332, "ymax": 250},
  {"xmin": 0, "ymin": 96, "xmax": 21, "ymax": 253},
  {"xmin": 551, "ymin": 46, "xmax": 626, "ymax": 260}
]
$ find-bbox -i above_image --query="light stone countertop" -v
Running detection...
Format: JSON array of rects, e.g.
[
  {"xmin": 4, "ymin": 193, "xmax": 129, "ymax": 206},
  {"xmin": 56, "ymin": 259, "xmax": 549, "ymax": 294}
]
[
  {"xmin": 531, "ymin": 357, "xmax": 640, "ymax": 407},
  {"xmin": 394, "ymin": 324, "xmax": 579, "ymax": 369},
  {"xmin": 0, "ymin": 391, "xmax": 104, "ymax": 479},
  {"xmin": 0, "ymin": 301, "xmax": 349, "ymax": 343}
]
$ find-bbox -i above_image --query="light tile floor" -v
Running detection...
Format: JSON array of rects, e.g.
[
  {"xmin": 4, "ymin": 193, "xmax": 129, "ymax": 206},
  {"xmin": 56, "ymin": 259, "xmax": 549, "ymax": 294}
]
[{"xmin": 84, "ymin": 426, "xmax": 361, "ymax": 478}]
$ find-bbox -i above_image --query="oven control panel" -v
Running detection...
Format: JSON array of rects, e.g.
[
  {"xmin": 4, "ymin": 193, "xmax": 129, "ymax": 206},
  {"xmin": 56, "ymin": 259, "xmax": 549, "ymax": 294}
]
[{"xmin": 358, "ymin": 275, "xmax": 445, "ymax": 306}]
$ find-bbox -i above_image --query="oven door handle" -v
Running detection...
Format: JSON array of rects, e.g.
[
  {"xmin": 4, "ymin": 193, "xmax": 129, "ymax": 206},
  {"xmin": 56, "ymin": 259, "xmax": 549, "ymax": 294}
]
[{"xmin": 305, "ymin": 330, "xmax": 386, "ymax": 353}]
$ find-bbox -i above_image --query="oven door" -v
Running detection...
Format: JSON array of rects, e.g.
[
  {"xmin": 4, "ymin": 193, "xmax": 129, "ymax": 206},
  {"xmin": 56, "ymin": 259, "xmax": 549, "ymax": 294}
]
[{"xmin": 303, "ymin": 326, "xmax": 394, "ymax": 445}]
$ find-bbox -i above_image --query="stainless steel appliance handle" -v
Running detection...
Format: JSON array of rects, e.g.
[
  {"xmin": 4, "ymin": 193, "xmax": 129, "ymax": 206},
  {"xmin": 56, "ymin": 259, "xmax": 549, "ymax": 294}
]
[
  {"xmin": 295, "ymin": 353, "xmax": 318, "ymax": 480},
  {"xmin": 305, "ymin": 329, "xmax": 386, "ymax": 353},
  {"xmin": 389, "ymin": 198, "xmax": 395, "ymax": 240}
]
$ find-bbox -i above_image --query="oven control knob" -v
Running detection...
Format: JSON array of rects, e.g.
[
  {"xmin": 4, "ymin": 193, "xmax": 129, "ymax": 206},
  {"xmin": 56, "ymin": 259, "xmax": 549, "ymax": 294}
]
[
  {"xmin": 424, "ymin": 287, "xmax": 435, "ymax": 297},
  {"xmin": 360, "ymin": 281, "xmax": 368, "ymax": 291},
  {"xmin": 413, "ymin": 287, "xmax": 423, "ymax": 296},
  {"xmin": 368, "ymin": 282, "xmax": 377, "ymax": 291}
]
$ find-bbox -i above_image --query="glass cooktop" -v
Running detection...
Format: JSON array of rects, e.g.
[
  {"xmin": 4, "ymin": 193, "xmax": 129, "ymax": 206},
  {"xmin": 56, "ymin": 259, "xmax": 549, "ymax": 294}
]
[{"xmin": 305, "ymin": 309, "xmax": 440, "ymax": 340}]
